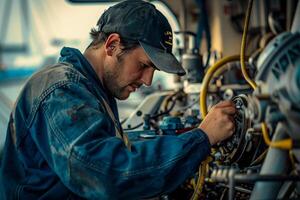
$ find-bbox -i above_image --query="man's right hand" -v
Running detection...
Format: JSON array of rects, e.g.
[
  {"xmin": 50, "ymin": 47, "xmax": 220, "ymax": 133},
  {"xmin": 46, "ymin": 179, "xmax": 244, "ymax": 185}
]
[{"xmin": 199, "ymin": 101, "xmax": 236, "ymax": 145}]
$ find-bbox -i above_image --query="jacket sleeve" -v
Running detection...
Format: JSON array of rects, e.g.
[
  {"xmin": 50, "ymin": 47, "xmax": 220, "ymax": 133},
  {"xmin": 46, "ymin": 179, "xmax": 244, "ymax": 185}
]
[{"xmin": 32, "ymin": 82, "xmax": 211, "ymax": 199}]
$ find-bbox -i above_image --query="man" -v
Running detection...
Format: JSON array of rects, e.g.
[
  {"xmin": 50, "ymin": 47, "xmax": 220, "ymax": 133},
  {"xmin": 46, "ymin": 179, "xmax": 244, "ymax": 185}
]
[{"xmin": 0, "ymin": 0, "xmax": 236, "ymax": 199}]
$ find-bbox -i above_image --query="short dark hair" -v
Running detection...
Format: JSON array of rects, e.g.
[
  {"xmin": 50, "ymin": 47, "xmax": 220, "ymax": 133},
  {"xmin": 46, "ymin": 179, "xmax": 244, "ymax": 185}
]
[{"xmin": 89, "ymin": 27, "xmax": 140, "ymax": 56}]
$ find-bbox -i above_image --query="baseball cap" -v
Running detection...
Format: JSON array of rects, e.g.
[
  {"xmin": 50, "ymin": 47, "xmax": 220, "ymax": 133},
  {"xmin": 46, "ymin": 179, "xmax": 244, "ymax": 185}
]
[{"xmin": 96, "ymin": 0, "xmax": 186, "ymax": 76}]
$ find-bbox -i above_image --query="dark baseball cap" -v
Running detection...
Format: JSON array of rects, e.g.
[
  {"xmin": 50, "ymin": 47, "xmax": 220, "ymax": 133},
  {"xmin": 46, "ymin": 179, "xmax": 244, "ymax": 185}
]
[{"xmin": 96, "ymin": 0, "xmax": 186, "ymax": 76}]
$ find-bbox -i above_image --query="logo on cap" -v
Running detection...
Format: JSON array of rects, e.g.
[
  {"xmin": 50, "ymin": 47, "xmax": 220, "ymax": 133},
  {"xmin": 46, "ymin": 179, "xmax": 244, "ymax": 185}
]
[{"xmin": 164, "ymin": 31, "xmax": 173, "ymax": 47}]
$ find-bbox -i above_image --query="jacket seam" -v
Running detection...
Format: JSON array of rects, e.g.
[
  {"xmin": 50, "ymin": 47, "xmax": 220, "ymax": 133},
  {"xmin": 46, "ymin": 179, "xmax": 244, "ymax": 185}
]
[
  {"xmin": 26, "ymin": 62, "xmax": 80, "ymax": 128},
  {"xmin": 27, "ymin": 79, "xmax": 77, "ymax": 128},
  {"xmin": 19, "ymin": 65, "xmax": 82, "ymax": 148},
  {"xmin": 42, "ymin": 101, "xmax": 69, "ymax": 150},
  {"xmin": 16, "ymin": 81, "xmax": 71, "ymax": 148}
]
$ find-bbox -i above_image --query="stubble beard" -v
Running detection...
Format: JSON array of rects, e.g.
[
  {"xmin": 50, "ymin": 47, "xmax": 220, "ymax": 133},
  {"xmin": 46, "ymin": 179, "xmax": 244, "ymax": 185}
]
[{"xmin": 103, "ymin": 64, "xmax": 129, "ymax": 100}]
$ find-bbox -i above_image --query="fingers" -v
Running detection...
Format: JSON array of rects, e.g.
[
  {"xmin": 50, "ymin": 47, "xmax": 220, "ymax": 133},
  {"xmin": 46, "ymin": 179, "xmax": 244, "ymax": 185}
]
[
  {"xmin": 227, "ymin": 116, "xmax": 236, "ymax": 135},
  {"xmin": 210, "ymin": 101, "xmax": 236, "ymax": 115},
  {"xmin": 220, "ymin": 112, "xmax": 236, "ymax": 135},
  {"xmin": 228, "ymin": 115, "xmax": 235, "ymax": 125},
  {"xmin": 214, "ymin": 100, "xmax": 235, "ymax": 108},
  {"xmin": 221, "ymin": 106, "xmax": 236, "ymax": 115},
  {"xmin": 201, "ymin": 100, "xmax": 237, "ymax": 145}
]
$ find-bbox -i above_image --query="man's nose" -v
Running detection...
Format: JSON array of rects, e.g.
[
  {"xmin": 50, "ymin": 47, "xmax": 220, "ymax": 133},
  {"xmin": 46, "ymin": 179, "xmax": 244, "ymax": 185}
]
[{"xmin": 140, "ymin": 67, "xmax": 155, "ymax": 86}]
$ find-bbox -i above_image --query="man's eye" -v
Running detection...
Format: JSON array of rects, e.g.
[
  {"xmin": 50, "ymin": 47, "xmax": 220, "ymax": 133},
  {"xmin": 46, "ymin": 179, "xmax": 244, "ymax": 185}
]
[{"xmin": 140, "ymin": 63, "xmax": 148, "ymax": 69}]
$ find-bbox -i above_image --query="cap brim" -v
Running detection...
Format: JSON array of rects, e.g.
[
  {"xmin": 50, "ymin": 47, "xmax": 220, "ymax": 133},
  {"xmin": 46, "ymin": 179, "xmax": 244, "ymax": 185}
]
[{"xmin": 139, "ymin": 41, "xmax": 186, "ymax": 76}]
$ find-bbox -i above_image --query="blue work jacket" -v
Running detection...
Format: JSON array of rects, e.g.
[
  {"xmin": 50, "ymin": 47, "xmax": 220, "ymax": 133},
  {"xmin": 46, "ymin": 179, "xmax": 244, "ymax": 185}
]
[{"xmin": 0, "ymin": 47, "xmax": 211, "ymax": 199}]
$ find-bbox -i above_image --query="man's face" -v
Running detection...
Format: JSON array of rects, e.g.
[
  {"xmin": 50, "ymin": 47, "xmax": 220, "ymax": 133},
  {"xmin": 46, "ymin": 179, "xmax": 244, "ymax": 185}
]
[{"xmin": 103, "ymin": 47, "xmax": 156, "ymax": 100}]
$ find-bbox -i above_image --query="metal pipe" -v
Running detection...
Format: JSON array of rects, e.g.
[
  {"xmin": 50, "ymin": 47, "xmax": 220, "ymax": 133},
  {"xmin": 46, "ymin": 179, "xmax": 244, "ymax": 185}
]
[
  {"xmin": 219, "ymin": 183, "xmax": 252, "ymax": 194},
  {"xmin": 234, "ymin": 174, "xmax": 300, "ymax": 183},
  {"xmin": 179, "ymin": 0, "xmax": 187, "ymax": 50},
  {"xmin": 250, "ymin": 123, "xmax": 292, "ymax": 200},
  {"xmin": 228, "ymin": 169, "xmax": 236, "ymax": 200}
]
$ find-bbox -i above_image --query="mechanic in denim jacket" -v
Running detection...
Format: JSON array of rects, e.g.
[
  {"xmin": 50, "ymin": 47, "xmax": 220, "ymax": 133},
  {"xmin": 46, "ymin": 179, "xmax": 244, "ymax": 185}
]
[{"xmin": 0, "ymin": 1, "xmax": 236, "ymax": 199}]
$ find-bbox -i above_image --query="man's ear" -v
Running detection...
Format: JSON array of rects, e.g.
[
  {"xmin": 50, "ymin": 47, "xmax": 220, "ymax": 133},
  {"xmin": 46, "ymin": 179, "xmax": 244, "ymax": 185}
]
[{"xmin": 105, "ymin": 33, "xmax": 121, "ymax": 56}]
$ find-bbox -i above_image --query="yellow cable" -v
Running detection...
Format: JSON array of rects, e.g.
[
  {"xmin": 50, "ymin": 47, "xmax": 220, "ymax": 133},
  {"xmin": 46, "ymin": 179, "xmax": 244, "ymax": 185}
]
[
  {"xmin": 195, "ymin": 55, "xmax": 240, "ymax": 199},
  {"xmin": 190, "ymin": 157, "xmax": 211, "ymax": 200},
  {"xmin": 200, "ymin": 55, "xmax": 241, "ymax": 117},
  {"xmin": 240, "ymin": 0, "xmax": 257, "ymax": 90},
  {"xmin": 195, "ymin": 1, "xmax": 256, "ymax": 196},
  {"xmin": 261, "ymin": 122, "xmax": 292, "ymax": 150},
  {"xmin": 195, "ymin": 1, "xmax": 289, "ymax": 198}
]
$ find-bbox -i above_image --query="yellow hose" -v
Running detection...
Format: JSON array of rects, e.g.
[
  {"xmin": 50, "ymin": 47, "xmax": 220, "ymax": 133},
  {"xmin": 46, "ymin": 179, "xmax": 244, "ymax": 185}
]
[
  {"xmin": 190, "ymin": 157, "xmax": 211, "ymax": 200},
  {"xmin": 194, "ymin": 55, "xmax": 241, "ymax": 199},
  {"xmin": 240, "ymin": 0, "xmax": 257, "ymax": 90},
  {"xmin": 261, "ymin": 122, "xmax": 292, "ymax": 150},
  {"xmin": 200, "ymin": 55, "xmax": 241, "ymax": 117},
  {"xmin": 192, "ymin": 55, "xmax": 240, "ymax": 200},
  {"xmin": 194, "ymin": 1, "xmax": 259, "ymax": 198}
]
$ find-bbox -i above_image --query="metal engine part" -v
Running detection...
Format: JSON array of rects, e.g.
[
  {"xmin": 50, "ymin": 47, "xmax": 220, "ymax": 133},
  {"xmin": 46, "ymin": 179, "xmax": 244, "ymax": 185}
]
[{"xmin": 217, "ymin": 95, "xmax": 253, "ymax": 166}]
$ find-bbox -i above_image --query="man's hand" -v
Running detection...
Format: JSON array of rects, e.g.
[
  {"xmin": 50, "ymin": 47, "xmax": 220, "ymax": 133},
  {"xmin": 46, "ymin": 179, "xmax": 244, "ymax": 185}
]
[{"xmin": 199, "ymin": 101, "xmax": 236, "ymax": 145}]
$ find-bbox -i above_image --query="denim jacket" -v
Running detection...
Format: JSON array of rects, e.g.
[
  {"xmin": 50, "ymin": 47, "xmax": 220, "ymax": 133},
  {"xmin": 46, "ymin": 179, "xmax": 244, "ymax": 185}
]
[{"xmin": 0, "ymin": 47, "xmax": 211, "ymax": 199}]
